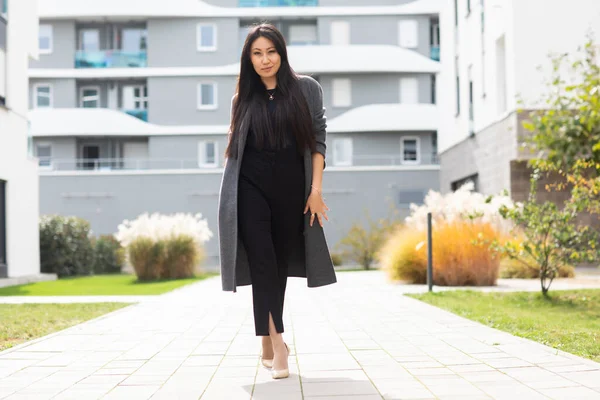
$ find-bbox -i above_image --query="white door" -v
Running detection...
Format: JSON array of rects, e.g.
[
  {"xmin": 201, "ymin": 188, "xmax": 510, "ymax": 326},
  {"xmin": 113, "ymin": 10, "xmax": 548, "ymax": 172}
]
[
  {"xmin": 123, "ymin": 142, "xmax": 149, "ymax": 169},
  {"xmin": 122, "ymin": 85, "xmax": 147, "ymax": 110},
  {"xmin": 330, "ymin": 21, "xmax": 350, "ymax": 45}
]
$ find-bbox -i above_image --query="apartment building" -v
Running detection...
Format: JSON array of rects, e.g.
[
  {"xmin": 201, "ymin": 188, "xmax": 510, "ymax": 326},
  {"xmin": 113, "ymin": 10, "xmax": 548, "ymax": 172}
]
[
  {"xmin": 438, "ymin": 0, "xmax": 600, "ymax": 196},
  {"xmin": 29, "ymin": 0, "xmax": 442, "ymax": 267},
  {"xmin": 0, "ymin": 0, "xmax": 40, "ymax": 279}
]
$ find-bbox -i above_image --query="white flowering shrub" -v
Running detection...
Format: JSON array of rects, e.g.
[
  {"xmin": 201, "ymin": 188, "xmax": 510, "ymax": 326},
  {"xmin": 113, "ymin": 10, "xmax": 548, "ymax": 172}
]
[
  {"xmin": 114, "ymin": 212, "xmax": 213, "ymax": 280},
  {"xmin": 404, "ymin": 182, "xmax": 517, "ymax": 234},
  {"xmin": 115, "ymin": 212, "xmax": 213, "ymax": 248}
]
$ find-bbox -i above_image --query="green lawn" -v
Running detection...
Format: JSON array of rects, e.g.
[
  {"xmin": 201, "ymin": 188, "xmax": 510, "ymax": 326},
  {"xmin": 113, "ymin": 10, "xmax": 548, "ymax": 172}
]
[
  {"xmin": 409, "ymin": 289, "xmax": 600, "ymax": 363},
  {"xmin": 0, "ymin": 303, "xmax": 131, "ymax": 352},
  {"xmin": 0, "ymin": 273, "xmax": 218, "ymax": 296}
]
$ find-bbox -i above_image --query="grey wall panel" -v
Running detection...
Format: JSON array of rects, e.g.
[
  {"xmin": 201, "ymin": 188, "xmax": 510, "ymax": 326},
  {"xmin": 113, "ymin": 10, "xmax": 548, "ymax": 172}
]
[
  {"xmin": 321, "ymin": 0, "xmax": 416, "ymax": 5},
  {"xmin": 29, "ymin": 78, "xmax": 76, "ymax": 109},
  {"xmin": 33, "ymin": 137, "xmax": 77, "ymax": 160},
  {"xmin": 39, "ymin": 167, "xmax": 439, "ymax": 268},
  {"xmin": 318, "ymin": 15, "xmax": 431, "ymax": 58},
  {"xmin": 29, "ymin": 20, "xmax": 76, "ymax": 69},
  {"xmin": 440, "ymin": 112, "xmax": 518, "ymax": 195},
  {"xmin": 149, "ymin": 135, "xmax": 229, "ymax": 167},
  {"xmin": 318, "ymin": 74, "xmax": 432, "ymax": 119},
  {"xmin": 328, "ymin": 131, "xmax": 437, "ymax": 165},
  {"xmin": 147, "ymin": 18, "xmax": 240, "ymax": 67},
  {"xmin": 147, "ymin": 76, "xmax": 235, "ymax": 125}
]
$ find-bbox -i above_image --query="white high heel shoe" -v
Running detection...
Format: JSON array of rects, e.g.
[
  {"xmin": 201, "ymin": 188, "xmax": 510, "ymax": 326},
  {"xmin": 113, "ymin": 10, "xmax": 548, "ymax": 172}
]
[
  {"xmin": 271, "ymin": 343, "xmax": 290, "ymax": 379},
  {"xmin": 261, "ymin": 342, "xmax": 290, "ymax": 369}
]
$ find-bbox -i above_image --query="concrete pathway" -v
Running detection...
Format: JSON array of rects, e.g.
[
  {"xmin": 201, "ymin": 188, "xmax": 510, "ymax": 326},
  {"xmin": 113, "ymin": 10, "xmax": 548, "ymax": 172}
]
[{"xmin": 1, "ymin": 271, "xmax": 599, "ymax": 400}]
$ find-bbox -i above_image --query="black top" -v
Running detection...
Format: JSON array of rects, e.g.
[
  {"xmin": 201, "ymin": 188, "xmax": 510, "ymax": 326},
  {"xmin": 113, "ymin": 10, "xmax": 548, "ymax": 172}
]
[{"xmin": 246, "ymin": 88, "xmax": 297, "ymax": 152}]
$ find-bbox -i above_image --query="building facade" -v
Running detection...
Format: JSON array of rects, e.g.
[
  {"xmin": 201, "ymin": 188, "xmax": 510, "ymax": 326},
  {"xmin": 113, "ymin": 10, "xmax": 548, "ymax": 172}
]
[
  {"xmin": 29, "ymin": 0, "xmax": 442, "ymax": 268},
  {"xmin": 0, "ymin": 0, "xmax": 40, "ymax": 279},
  {"xmin": 438, "ymin": 0, "xmax": 600, "ymax": 196}
]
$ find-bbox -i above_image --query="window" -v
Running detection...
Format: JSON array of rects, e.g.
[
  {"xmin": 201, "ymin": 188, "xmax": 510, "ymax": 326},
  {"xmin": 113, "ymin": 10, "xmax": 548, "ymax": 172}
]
[
  {"xmin": 455, "ymin": 56, "xmax": 460, "ymax": 116},
  {"xmin": 0, "ymin": 49, "xmax": 5, "ymax": 107},
  {"xmin": 431, "ymin": 74, "xmax": 436, "ymax": 104},
  {"xmin": 197, "ymin": 83, "xmax": 217, "ymax": 110},
  {"xmin": 197, "ymin": 24, "xmax": 217, "ymax": 51},
  {"xmin": 80, "ymin": 86, "xmax": 100, "ymax": 108},
  {"xmin": 401, "ymin": 137, "xmax": 420, "ymax": 164},
  {"xmin": 398, "ymin": 20, "xmax": 418, "ymax": 48},
  {"xmin": 34, "ymin": 84, "xmax": 53, "ymax": 108},
  {"xmin": 121, "ymin": 28, "xmax": 147, "ymax": 52},
  {"xmin": 452, "ymin": 174, "xmax": 479, "ymax": 191},
  {"xmin": 36, "ymin": 143, "xmax": 52, "ymax": 168},
  {"xmin": 0, "ymin": 179, "xmax": 5, "ymax": 273},
  {"xmin": 481, "ymin": 0, "xmax": 485, "ymax": 32},
  {"xmin": 400, "ymin": 77, "xmax": 419, "ymax": 104},
  {"xmin": 454, "ymin": 0, "xmax": 459, "ymax": 26},
  {"xmin": 496, "ymin": 35, "xmax": 507, "ymax": 114},
  {"xmin": 332, "ymin": 78, "xmax": 351, "ymax": 107},
  {"xmin": 332, "ymin": 138, "xmax": 352, "ymax": 166},
  {"xmin": 289, "ymin": 25, "xmax": 317, "ymax": 45},
  {"xmin": 468, "ymin": 65, "xmax": 474, "ymax": 134},
  {"xmin": 39, "ymin": 24, "xmax": 53, "ymax": 54},
  {"xmin": 79, "ymin": 29, "xmax": 100, "ymax": 51},
  {"xmin": 330, "ymin": 21, "xmax": 350, "ymax": 45},
  {"xmin": 198, "ymin": 141, "xmax": 218, "ymax": 168}
]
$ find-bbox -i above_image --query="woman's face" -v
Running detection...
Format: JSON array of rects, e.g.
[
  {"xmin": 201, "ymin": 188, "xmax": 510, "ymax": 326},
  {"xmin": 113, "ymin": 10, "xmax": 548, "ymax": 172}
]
[{"xmin": 250, "ymin": 36, "xmax": 281, "ymax": 80}]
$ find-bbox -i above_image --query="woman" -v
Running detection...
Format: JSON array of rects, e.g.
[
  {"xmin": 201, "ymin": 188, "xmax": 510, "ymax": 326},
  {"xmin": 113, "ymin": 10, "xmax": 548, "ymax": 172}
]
[{"xmin": 217, "ymin": 23, "xmax": 337, "ymax": 380}]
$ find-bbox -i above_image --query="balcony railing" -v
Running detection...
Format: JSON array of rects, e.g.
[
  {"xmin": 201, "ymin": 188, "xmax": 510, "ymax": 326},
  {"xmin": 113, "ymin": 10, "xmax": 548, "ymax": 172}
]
[
  {"xmin": 75, "ymin": 50, "xmax": 147, "ymax": 68},
  {"xmin": 430, "ymin": 46, "xmax": 440, "ymax": 62},
  {"xmin": 239, "ymin": 0, "xmax": 318, "ymax": 6},
  {"xmin": 123, "ymin": 109, "xmax": 148, "ymax": 122},
  {"xmin": 38, "ymin": 154, "xmax": 439, "ymax": 172}
]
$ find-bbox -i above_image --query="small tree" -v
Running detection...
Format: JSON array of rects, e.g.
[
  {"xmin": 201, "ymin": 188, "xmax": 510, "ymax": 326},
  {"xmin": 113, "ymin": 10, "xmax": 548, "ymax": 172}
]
[
  {"xmin": 338, "ymin": 207, "xmax": 401, "ymax": 270},
  {"xmin": 493, "ymin": 171, "xmax": 599, "ymax": 295}
]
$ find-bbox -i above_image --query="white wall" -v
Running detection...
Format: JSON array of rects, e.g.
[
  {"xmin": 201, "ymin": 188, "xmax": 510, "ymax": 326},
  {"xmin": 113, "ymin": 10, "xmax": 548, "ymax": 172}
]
[
  {"xmin": 0, "ymin": 0, "xmax": 41, "ymax": 278},
  {"xmin": 438, "ymin": 0, "xmax": 515, "ymax": 154},
  {"xmin": 512, "ymin": 0, "xmax": 600, "ymax": 108},
  {"xmin": 438, "ymin": 0, "xmax": 600, "ymax": 154}
]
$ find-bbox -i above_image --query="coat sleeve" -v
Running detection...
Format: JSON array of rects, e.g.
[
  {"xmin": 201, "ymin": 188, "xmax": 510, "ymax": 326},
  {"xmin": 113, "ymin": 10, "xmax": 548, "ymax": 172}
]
[{"xmin": 310, "ymin": 80, "xmax": 327, "ymax": 170}]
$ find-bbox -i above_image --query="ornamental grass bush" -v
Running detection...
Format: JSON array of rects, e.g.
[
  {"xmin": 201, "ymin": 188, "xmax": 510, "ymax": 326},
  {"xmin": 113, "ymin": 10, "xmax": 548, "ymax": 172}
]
[
  {"xmin": 115, "ymin": 212, "xmax": 213, "ymax": 281},
  {"xmin": 380, "ymin": 221, "xmax": 501, "ymax": 286}
]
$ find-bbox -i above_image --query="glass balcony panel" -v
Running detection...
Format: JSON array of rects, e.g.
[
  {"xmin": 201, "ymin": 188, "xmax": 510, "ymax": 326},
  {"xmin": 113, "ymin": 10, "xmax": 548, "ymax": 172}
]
[
  {"xmin": 239, "ymin": 0, "xmax": 318, "ymax": 7},
  {"xmin": 123, "ymin": 109, "xmax": 148, "ymax": 122},
  {"xmin": 75, "ymin": 50, "xmax": 147, "ymax": 68},
  {"xmin": 430, "ymin": 45, "xmax": 440, "ymax": 61}
]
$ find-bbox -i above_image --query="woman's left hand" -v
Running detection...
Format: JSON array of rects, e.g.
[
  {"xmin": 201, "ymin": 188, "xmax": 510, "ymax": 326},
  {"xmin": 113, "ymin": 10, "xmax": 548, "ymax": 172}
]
[{"xmin": 304, "ymin": 189, "xmax": 330, "ymax": 227}]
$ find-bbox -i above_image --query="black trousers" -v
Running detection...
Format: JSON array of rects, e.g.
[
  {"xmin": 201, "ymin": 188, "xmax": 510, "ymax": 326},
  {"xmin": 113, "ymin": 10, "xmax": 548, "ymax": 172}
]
[{"xmin": 238, "ymin": 146, "xmax": 305, "ymax": 336}]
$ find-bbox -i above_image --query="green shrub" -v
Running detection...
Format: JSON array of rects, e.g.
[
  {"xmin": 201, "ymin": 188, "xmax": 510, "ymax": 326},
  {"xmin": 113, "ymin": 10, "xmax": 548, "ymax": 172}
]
[
  {"xmin": 330, "ymin": 252, "xmax": 343, "ymax": 266},
  {"xmin": 128, "ymin": 237, "xmax": 166, "ymax": 281},
  {"xmin": 500, "ymin": 257, "xmax": 575, "ymax": 279},
  {"xmin": 338, "ymin": 210, "xmax": 401, "ymax": 270},
  {"xmin": 39, "ymin": 215, "xmax": 94, "ymax": 277},
  {"xmin": 92, "ymin": 235, "xmax": 125, "ymax": 274}
]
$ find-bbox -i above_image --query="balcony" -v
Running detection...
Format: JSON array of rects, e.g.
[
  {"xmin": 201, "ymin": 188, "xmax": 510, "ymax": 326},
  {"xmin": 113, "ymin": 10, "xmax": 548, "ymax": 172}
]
[
  {"xmin": 430, "ymin": 46, "xmax": 440, "ymax": 62},
  {"xmin": 75, "ymin": 50, "xmax": 147, "ymax": 68},
  {"xmin": 123, "ymin": 109, "xmax": 148, "ymax": 122},
  {"xmin": 239, "ymin": 0, "xmax": 318, "ymax": 6}
]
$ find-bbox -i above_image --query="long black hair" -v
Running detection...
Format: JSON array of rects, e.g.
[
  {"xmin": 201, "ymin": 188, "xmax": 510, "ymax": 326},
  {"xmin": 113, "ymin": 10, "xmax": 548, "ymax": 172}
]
[{"xmin": 225, "ymin": 23, "xmax": 316, "ymax": 159}]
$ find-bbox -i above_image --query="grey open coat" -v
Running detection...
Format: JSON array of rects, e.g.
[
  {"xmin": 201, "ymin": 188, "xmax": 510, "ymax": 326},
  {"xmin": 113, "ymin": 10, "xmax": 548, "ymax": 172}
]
[{"xmin": 217, "ymin": 75, "xmax": 337, "ymax": 293}]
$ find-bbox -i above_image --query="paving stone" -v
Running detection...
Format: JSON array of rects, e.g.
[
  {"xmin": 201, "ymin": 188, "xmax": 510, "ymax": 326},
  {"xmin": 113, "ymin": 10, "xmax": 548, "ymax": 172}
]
[{"xmin": 1, "ymin": 271, "xmax": 599, "ymax": 399}]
